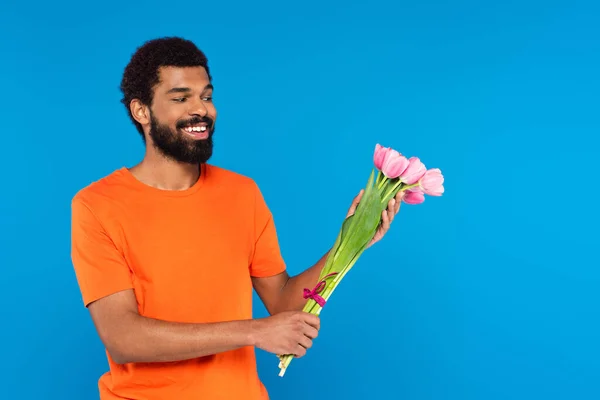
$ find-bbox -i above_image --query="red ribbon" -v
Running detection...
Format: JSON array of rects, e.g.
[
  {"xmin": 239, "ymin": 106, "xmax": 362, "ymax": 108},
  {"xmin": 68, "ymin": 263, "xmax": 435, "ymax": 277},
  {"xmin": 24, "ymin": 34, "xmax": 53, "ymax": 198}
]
[{"xmin": 303, "ymin": 272, "xmax": 338, "ymax": 307}]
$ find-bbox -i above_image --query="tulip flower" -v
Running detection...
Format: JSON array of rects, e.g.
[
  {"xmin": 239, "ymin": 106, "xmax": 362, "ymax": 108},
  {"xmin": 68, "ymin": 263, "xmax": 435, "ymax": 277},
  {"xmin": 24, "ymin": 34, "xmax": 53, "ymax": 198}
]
[
  {"xmin": 373, "ymin": 144, "xmax": 390, "ymax": 170},
  {"xmin": 419, "ymin": 168, "xmax": 444, "ymax": 196},
  {"xmin": 402, "ymin": 189, "xmax": 425, "ymax": 204},
  {"xmin": 400, "ymin": 157, "xmax": 427, "ymax": 184},
  {"xmin": 381, "ymin": 150, "xmax": 410, "ymax": 179},
  {"xmin": 278, "ymin": 143, "xmax": 444, "ymax": 377}
]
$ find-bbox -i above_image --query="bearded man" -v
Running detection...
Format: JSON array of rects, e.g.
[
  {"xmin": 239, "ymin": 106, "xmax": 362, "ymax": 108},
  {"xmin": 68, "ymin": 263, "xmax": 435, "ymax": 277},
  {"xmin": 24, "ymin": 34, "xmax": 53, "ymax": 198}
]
[{"xmin": 70, "ymin": 36, "xmax": 401, "ymax": 400}]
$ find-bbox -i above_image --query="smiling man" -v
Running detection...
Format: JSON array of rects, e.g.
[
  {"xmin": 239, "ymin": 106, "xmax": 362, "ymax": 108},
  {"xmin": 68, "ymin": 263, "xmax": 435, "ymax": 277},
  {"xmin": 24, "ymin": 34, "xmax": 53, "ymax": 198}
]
[{"xmin": 70, "ymin": 37, "xmax": 401, "ymax": 400}]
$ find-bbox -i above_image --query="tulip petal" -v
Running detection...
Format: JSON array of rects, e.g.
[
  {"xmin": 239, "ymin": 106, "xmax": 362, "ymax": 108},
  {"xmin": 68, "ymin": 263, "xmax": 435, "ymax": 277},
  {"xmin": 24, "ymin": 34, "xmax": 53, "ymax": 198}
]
[
  {"xmin": 400, "ymin": 157, "xmax": 427, "ymax": 184},
  {"xmin": 381, "ymin": 149, "xmax": 409, "ymax": 179},
  {"xmin": 402, "ymin": 190, "xmax": 425, "ymax": 204},
  {"xmin": 373, "ymin": 144, "xmax": 391, "ymax": 171},
  {"xmin": 419, "ymin": 168, "xmax": 445, "ymax": 196}
]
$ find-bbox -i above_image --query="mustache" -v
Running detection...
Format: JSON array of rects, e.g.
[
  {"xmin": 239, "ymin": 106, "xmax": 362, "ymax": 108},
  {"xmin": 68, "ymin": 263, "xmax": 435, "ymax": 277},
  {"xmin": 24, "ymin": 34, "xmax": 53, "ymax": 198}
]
[{"xmin": 176, "ymin": 116, "xmax": 214, "ymax": 130}]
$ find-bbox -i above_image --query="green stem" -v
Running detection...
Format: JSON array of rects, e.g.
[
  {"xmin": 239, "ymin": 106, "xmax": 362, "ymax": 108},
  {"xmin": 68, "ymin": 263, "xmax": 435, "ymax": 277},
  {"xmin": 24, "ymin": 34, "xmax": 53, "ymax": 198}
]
[
  {"xmin": 382, "ymin": 182, "xmax": 419, "ymax": 204},
  {"xmin": 377, "ymin": 171, "xmax": 390, "ymax": 190},
  {"xmin": 280, "ymin": 170, "xmax": 386, "ymax": 376},
  {"xmin": 319, "ymin": 220, "xmax": 347, "ymax": 277},
  {"xmin": 375, "ymin": 169, "xmax": 382, "ymax": 186},
  {"xmin": 278, "ymin": 241, "xmax": 370, "ymax": 375},
  {"xmin": 318, "ymin": 247, "xmax": 368, "ymax": 310},
  {"xmin": 381, "ymin": 180, "xmax": 403, "ymax": 202}
]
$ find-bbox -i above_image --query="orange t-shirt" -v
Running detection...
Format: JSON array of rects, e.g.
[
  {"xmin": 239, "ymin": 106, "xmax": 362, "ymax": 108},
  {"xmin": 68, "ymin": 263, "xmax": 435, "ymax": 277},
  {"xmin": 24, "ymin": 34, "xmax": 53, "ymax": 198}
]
[{"xmin": 70, "ymin": 164, "xmax": 286, "ymax": 400}]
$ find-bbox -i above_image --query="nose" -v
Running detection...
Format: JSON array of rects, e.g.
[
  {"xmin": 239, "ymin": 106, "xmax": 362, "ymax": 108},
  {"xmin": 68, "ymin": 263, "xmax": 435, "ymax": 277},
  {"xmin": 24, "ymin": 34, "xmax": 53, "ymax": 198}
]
[{"xmin": 188, "ymin": 97, "xmax": 208, "ymax": 117}]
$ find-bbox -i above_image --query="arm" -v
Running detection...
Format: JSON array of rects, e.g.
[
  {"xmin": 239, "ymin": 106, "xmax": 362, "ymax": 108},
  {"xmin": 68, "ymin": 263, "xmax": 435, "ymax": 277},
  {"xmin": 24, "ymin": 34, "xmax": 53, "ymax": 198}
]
[
  {"xmin": 253, "ymin": 191, "xmax": 401, "ymax": 314},
  {"xmin": 87, "ymin": 289, "xmax": 254, "ymax": 364},
  {"xmin": 88, "ymin": 289, "xmax": 320, "ymax": 364},
  {"xmin": 252, "ymin": 250, "xmax": 330, "ymax": 314},
  {"xmin": 71, "ymin": 197, "xmax": 319, "ymax": 365}
]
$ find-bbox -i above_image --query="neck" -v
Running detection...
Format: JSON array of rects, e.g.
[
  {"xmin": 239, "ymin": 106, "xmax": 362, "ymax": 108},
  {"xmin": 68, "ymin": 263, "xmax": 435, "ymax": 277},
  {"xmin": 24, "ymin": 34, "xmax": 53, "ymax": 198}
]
[{"xmin": 129, "ymin": 150, "xmax": 201, "ymax": 191}]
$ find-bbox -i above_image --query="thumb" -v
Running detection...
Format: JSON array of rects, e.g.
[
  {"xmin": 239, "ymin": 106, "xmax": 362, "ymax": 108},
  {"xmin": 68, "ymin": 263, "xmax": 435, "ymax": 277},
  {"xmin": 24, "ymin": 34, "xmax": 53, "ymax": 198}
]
[{"xmin": 346, "ymin": 189, "xmax": 364, "ymax": 217}]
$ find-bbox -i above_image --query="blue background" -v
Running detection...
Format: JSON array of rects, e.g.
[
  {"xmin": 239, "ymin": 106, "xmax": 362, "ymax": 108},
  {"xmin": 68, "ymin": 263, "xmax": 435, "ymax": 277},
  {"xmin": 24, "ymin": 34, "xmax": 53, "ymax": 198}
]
[{"xmin": 1, "ymin": 0, "xmax": 598, "ymax": 399}]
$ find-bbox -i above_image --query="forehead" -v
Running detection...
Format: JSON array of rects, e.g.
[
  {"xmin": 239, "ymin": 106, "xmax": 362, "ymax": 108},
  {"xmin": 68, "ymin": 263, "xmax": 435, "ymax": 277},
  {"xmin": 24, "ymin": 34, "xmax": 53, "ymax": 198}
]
[{"xmin": 155, "ymin": 66, "xmax": 211, "ymax": 92}]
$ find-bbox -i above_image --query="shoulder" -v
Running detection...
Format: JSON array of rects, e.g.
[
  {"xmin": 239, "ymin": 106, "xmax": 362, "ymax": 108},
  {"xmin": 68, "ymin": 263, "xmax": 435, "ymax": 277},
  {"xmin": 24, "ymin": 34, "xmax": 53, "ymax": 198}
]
[
  {"xmin": 71, "ymin": 167, "xmax": 130, "ymax": 212},
  {"xmin": 204, "ymin": 163, "xmax": 261, "ymax": 193},
  {"xmin": 204, "ymin": 164, "xmax": 274, "ymax": 211}
]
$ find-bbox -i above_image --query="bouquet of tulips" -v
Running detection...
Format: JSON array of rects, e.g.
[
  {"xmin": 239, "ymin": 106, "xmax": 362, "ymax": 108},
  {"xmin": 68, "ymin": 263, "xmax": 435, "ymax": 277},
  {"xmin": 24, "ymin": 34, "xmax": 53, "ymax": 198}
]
[{"xmin": 277, "ymin": 143, "xmax": 444, "ymax": 377}]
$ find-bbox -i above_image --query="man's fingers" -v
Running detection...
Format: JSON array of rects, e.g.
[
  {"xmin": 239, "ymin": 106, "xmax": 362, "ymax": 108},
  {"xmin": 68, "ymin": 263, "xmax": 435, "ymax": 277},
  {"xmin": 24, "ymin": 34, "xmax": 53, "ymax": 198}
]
[
  {"xmin": 302, "ymin": 313, "xmax": 320, "ymax": 330},
  {"xmin": 387, "ymin": 199, "xmax": 396, "ymax": 221},
  {"xmin": 293, "ymin": 345, "xmax": 307, "ymax": 358},
  {"xmin": 381, "ymin": 208, "xmax": 390, "ymax": 231},
  {"xmin": 355, "ymin": 189, "xmax": 364, "ymax": 203},
  {"xmin": 298, "ymin": 335, "xmax": 313, "ymax": 349},
  {"xmin": 394, "ymin": 192, "xmax": 403, "ymax": 213},
  {"xmin": 303, "ymin": 325, "xmax": 319, "ymax": 339},
  {"xmin": 346, "ymin": 189, "xmax": 364, "ymax": 217}
]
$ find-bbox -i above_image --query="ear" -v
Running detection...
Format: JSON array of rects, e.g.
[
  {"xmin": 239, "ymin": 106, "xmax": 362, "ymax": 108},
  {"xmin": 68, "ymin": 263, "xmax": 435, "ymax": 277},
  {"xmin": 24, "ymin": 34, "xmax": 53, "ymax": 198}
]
[{"xmin": 130, "ymin": 99, "xmax": 150, "ymax": 126}]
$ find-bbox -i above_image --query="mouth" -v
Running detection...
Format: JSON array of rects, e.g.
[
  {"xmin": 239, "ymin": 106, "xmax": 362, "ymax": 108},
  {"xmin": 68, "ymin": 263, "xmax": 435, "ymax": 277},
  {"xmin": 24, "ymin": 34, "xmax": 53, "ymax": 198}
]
[{"xmin": 179, "ymin": 121, "xmax": 210, "ymax": 140}]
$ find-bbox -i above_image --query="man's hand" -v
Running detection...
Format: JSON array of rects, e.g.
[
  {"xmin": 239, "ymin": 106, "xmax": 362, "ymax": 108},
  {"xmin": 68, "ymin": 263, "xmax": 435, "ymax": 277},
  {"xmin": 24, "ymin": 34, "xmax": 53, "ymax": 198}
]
[
  {"xmin": 345, "ymin": 189, "xmax": 403, "ymax": 248},
  {"xmin": 250, "ymin": 311, "xmax": 320, "ymax": 358},
  {"xmin": 252, "ymin": 189, "xmax": 403, "ymax": 316}
]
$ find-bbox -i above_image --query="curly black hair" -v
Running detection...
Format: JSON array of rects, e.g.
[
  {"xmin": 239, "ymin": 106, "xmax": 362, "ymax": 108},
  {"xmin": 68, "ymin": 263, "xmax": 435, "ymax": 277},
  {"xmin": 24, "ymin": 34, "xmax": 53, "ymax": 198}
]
[{"xmin": 119, "ymin": 37, "xmax": 212, "ymax": 140}]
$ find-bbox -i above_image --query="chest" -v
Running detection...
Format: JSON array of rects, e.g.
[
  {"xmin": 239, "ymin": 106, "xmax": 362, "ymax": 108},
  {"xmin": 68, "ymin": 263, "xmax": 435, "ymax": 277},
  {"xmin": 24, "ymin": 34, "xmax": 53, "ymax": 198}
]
[{"xmin": 114, "ymin": 196, "xmax": 255, "ymax": 318}]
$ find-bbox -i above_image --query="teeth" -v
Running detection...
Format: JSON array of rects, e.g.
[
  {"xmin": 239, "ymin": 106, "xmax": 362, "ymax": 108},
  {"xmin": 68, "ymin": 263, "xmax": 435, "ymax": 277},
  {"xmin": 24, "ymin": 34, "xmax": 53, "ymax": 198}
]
[{"xmin": 183, "ymin": 125, "xmax": 207, "ymax": 133}]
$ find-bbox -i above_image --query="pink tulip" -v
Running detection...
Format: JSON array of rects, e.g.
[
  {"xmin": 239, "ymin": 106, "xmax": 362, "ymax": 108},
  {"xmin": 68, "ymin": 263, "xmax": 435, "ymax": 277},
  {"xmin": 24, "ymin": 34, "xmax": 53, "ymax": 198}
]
[
  {"xmin": 419, "ymin": 168, "xmax": 444, "ymax": 196},
  {"xmin": 373, "ymin": 144, "xmax": 390, "ymax": 170},
  {"xmin": 402, "ymin": 190, "xmax": 425, "ymax": 204},
  {"xmin": 400, "ymin": 157, "xmax": 427, "ymax": 184},
  {"xmin": 381, "ymin": 150, "xmax": 409, "ymax": 179}
]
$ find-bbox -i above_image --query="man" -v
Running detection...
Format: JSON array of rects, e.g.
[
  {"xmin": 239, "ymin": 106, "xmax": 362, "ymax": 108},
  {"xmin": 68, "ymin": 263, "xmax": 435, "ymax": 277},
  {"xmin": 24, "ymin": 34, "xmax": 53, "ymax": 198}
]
[{"xmin": 70, "ymin": 37, "xmax": 401, "ymax": 400}]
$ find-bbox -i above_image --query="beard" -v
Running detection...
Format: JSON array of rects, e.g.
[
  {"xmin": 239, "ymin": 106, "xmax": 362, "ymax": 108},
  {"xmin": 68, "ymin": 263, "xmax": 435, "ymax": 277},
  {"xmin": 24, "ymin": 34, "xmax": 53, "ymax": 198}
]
[{"xmin": 148, "ymin": 112, "xmax": 215, "ymax": 165}]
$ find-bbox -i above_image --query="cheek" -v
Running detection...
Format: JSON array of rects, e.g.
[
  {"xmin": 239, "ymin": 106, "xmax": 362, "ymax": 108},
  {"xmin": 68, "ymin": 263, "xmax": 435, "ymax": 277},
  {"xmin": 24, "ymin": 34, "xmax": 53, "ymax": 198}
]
[
  {"xmin": 207, "ymin": 103, "xmax": 217, "ymax": 118},
  {"xmin": 153, "ymin": 106, "xmax": 179, "ymax": 125},
  {"xmin": 166, "ymin": 107, "xmax": 184, "ymax": 121}
]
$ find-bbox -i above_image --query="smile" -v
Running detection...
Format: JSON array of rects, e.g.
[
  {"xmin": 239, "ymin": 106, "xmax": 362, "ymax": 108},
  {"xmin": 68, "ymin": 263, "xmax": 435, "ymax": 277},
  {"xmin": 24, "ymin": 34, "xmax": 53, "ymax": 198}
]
[
  {"xmin": 184, "ymin": 126, "xmax": 207, "ymax": 133},
  {"xmin": 180, "ymin": 123, "xmax": 209, "ymax": 139}
]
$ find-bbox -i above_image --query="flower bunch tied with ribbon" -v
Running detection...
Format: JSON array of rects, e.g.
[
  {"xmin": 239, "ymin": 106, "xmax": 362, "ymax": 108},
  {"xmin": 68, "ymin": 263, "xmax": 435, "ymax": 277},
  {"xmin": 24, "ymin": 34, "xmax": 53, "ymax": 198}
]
[{"xmin": 277, "ymin": 143, "xmax": 445, "ymax": 376}]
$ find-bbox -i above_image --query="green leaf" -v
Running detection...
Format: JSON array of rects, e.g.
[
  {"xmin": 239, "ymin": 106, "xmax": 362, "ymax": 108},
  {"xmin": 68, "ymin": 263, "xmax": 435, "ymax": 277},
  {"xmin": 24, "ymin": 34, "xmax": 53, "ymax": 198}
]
[
  {"xmin": 335, "ymin": 169, "xmax": 376, "ymax": 244},
  {"xmin": 319, "ymin": 221, "xmax": 345, "ymax": 279},
  {"xmin": 329, "ymin": 181, "xmax": 383, "ymax": 274},
  {"xmin": 282, "ymin": 170, "xmax": 386, "ymax": 375},
  {"xmin": 315, "ymin": 169, "xmax": 386, "ymax": 294}
]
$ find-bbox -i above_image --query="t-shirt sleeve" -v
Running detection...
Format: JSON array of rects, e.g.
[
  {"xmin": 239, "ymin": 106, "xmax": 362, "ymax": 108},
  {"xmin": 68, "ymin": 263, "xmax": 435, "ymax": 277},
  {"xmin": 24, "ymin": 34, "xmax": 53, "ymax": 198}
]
[
  {"xmin": 71, "ymin": 196, "xmax": 134, "ymax": 307},
  {"xmin": 249, "ymin": 183, "xmax": 287, "ymax": 278}
]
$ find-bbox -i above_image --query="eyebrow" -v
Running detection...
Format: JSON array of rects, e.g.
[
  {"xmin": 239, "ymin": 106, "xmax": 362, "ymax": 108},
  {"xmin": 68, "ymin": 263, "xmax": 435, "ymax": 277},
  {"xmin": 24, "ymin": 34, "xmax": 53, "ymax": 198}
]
[{"xmin": 166, "ymin": 84, "xmax": 213, "ymax": 95}]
